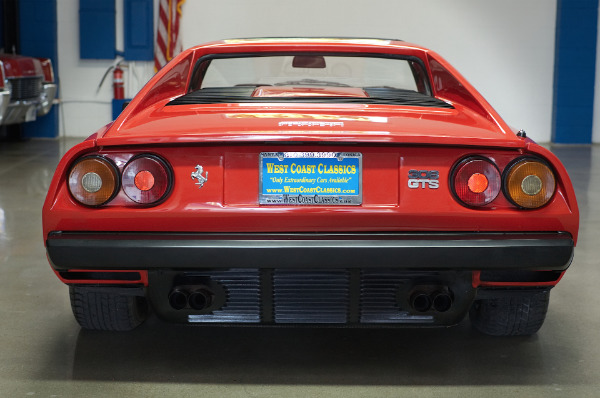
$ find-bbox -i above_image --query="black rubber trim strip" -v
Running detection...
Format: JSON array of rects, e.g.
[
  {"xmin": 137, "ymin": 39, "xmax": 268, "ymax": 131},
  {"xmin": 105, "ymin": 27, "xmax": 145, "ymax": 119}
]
[
  {"xmin": 46, "ymin": 232, "xmax": 574, "ymax": 271},
  {"xmin": 69, "ymin": 286, "xmax": 146, "ymax": 297},
  {"xmin": 168, "ymin": 92, "xmax": 453, "ymax": 108},
  {"xmin": 475, "ymin": 288, "xmax": 552, "ymax": 299}
]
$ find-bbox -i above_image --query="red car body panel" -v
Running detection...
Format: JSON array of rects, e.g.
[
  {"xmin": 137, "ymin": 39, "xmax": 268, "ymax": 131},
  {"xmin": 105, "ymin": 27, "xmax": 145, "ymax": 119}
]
[
  {"xmin": 0, "ymin": 53, "xmax": 44, "ymax": 78},
  {"xmin": 42, "ymin": 142, "xmax": 577, "ymax": 237},
  {"xmin": 42, "ymin": 39, "xmax": 579, "ymax": 332},
  {"xmin": 97, "ymin": 103, "xmax": 521, "ymax": 147}
]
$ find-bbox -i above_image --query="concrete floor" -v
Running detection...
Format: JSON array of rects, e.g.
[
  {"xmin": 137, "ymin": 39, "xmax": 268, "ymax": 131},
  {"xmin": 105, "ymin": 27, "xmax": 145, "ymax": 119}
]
[{"xmin": 0, "ymin": 138, "xmax": 598, "ymax": 397}]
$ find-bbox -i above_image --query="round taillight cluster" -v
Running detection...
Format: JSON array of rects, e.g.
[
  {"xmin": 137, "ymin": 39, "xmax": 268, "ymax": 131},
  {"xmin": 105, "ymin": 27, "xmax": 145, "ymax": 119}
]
[
  {"xmin": 451, "ymin": 156, "xmax": 556, "ymax": 209},
  {"xmin": 504, "ymin": 158, "xmax": 556, "ymax": 209},
  {"xmin": 68, "ymin": 154, "xmax": 172, "ymax": 207},
  {"xmin": 122, "ymin": 155, "xmax": 171, "ymax": 204},
  {"xmin": 452, "ymin": 158, "xmax": 501, "ymax": 206},
  {"xmin": 68, "ymin": 157, "xmax": 119, "ymax": 206}
]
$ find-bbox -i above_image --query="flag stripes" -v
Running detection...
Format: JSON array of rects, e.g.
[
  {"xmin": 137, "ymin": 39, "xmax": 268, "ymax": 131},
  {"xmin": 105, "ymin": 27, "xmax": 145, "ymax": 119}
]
[{"xmin": 154, "ymin": 0, "xmax": 185, "ymax": 72}]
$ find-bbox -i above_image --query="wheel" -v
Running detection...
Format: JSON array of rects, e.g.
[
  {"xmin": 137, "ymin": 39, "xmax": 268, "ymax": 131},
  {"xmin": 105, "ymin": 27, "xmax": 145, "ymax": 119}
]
[
  {"xmin": 469, "ymin": 291, "xmax": 550, "ymax": 336},
  {"xmin": 69, "ymin": 286, "xmax": 148, "ymax": 331}
]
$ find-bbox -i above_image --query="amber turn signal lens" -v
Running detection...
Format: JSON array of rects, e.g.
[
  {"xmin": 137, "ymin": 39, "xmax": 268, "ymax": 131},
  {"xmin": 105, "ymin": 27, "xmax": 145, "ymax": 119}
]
[
  {"xmin": 68, "ymin": 157, "xmax": 119, "ymax": 206},
  {"xmin": 505, "ymin": 159, "xmax": 555, "ymax": 209}
]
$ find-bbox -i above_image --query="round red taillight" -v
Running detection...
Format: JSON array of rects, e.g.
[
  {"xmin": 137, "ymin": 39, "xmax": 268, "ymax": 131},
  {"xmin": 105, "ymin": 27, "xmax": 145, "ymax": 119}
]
[
  {"xmin": 467, "ymin": 173, "xmax": 488, "ymax": 193},
  {"xmin": 68, "ymin": 156, "xmax": 119, "ymax": 206},
  {"xmin": 452, "ymin": 157, "xmax": 501, "ymax": 207},
  {"xmin": 134, "ymin": 170, "xmax": 155, "ymax": 191},
  {"xmin": 122, "ymin": 155, "xmax": 171, "ymax": 204}
]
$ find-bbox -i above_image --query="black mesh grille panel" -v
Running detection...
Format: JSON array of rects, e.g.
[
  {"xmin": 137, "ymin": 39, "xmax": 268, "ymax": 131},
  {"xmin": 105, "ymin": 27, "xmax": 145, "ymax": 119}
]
[
  {"xmin": 8, "ymin": 77, "xmax": 43, "ymax": 100},
  {"xmin": 273, "ymin": 269, "xmax": 350, "ymax": 324},
  {"xmin": 169, "ymin": 86, "xmax": 454, "ymax": 108}
]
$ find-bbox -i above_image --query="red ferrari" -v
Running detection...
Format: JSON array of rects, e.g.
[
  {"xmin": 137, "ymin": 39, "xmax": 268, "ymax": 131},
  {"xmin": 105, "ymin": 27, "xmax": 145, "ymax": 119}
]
[{"xmin": 43, "ymin": 38, "xmax": 578, "ymax": 335}]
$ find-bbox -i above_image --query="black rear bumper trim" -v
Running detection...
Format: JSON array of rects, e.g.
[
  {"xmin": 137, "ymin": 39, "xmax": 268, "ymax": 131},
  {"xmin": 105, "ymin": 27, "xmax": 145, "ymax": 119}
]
[{"xmin": 46, "ymin": 232, "xmax": 574, "ymax": 271}]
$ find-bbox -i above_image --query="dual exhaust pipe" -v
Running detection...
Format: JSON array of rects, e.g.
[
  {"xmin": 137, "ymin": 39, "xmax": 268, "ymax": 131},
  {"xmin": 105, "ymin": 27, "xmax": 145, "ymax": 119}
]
[
  {"xmin": 169, "ymin": 287, "xmax": 214, "ymax": 311},
  {"xmin": 410, "ymin": 289, "xmax": 453, "ymax": 313}
]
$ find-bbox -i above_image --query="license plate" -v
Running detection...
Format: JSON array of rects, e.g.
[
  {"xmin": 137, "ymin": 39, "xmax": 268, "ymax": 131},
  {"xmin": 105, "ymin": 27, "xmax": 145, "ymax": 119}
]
[{"xmin": 259, "ymin": 152, "xmax": 362, "ymax": 205}]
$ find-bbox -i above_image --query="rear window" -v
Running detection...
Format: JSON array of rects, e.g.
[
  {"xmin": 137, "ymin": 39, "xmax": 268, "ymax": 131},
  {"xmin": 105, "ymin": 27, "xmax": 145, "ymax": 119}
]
[
  {"xmin": 171, "ymin": 53, "xmax": 452, "ymax": 108},
  {"xmin": 196, "ymin": 55, "xmax": 425, "ymax": 93}
]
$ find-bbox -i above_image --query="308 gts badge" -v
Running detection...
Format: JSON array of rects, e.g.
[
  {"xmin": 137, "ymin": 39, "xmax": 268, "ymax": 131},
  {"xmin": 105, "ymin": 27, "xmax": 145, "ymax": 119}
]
[{"xmin": 408, "ymin": 169, "xmax": 439, "ymax": 189}]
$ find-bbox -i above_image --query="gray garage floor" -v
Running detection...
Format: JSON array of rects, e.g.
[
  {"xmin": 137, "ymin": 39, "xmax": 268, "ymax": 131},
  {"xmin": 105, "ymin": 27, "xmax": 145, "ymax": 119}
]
[{"xmin": 0, "ymin": 138, "xmax": 598, "ymax": 397}]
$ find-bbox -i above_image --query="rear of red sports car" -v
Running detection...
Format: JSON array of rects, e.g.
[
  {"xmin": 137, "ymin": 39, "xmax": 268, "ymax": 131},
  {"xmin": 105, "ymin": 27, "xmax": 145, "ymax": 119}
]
[{"xmin": 42, "ymin": 39, "xmax": 578, "ymax": 335}]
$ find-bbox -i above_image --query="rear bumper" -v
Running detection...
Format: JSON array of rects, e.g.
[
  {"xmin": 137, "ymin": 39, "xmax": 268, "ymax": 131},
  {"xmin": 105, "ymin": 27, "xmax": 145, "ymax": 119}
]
[{"xmin": 46, "ymin": 231, "xmax": 574, "ymax": 271}]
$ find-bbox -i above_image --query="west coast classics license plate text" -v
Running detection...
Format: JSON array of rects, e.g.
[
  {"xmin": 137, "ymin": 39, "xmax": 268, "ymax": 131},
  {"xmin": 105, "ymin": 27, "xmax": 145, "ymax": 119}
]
[{"xmin": 259, "ymin": 152, "xmax": 362, "ymax": 205}]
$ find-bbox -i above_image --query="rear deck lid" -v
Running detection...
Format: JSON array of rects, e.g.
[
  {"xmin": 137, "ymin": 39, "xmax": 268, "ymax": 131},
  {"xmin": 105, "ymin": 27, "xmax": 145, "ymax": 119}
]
[{"xmin": 100, "ymin": 101, "xmax": 523, "ymax": 148}]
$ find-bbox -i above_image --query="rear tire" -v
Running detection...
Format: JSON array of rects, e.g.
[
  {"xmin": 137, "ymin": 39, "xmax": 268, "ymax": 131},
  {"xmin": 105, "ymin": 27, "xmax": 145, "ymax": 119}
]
[
  {"xmin": 69, "ymin": 286, "xmax": 148, "ymax": 331},
  {"xmin": 469, "ymin": 291, "xmax": 550, "ymax": 336}
]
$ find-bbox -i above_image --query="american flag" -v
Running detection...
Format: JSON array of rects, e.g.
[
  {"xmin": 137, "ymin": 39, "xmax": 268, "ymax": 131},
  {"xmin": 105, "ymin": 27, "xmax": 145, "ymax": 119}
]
[{"xmin": 154, "ymin": 0, "xmax": 186, "ymax": 72}]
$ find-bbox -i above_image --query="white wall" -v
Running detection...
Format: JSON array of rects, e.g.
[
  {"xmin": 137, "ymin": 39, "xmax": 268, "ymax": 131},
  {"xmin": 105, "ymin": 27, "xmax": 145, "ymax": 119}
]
[
  {"xmin": 58, "ymin": 0, "xmax": 558, "ymax": 142},
  {"xmin": 57, "ymin": 0, "xmax": 155, "ymax": 137}
]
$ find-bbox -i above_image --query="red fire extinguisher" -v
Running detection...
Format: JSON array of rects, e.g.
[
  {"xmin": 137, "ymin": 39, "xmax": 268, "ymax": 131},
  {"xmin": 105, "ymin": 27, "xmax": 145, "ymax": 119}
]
[{"xmin": 113, "ymin": 65, "xmax": 124, "ymax": 100}]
